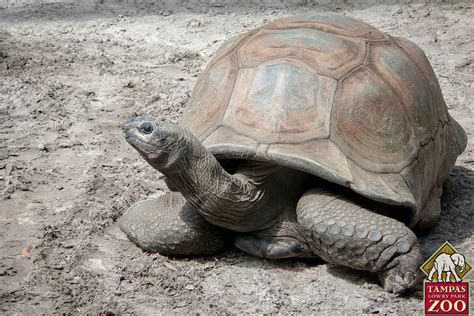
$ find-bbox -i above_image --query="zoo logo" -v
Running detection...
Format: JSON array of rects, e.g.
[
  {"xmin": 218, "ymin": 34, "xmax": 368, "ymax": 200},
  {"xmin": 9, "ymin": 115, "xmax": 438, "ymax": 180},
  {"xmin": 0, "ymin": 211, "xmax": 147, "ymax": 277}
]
[{"xmin": 420, "ymin": 241, "xmax": 471, "ymax": 315}]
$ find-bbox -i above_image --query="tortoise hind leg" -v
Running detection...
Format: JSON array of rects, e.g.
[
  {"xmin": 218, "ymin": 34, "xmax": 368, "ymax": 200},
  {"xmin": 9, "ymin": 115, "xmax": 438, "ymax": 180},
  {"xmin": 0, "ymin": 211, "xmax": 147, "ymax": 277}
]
[
  {"xmin": 119, "ymin": 192, "xmax": 230, "ymax": 255},
  {"xmin": 296, "ymin": 188, "xmax": 424, "ymax": 294},
  {"xmin": 234, "ymin": 220, "xmax": 315, "ymax": 259}
]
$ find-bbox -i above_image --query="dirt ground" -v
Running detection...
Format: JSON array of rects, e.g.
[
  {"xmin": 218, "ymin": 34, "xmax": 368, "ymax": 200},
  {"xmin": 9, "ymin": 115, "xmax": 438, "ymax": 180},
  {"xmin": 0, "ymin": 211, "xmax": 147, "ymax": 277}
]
[{"xmin": 0, "ymin": 1, "xmax": 473, "ymax": 314}]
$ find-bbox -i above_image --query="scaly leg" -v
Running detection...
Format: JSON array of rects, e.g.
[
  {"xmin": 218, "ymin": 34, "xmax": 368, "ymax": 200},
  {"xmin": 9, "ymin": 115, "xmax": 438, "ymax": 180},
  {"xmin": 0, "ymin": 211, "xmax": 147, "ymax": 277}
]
[
  {"xmin": 120, "ymin": 192, "xmax": 230, "ymax": 255},
  {"xmin": 297, "ymin": 188, "xmax": 423, "ymax": 294}
]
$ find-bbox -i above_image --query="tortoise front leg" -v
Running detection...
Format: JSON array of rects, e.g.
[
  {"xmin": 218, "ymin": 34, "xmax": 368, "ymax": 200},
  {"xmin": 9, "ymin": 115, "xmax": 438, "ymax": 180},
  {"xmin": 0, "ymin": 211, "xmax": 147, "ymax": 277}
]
[
  {"xmin": 120, "ymin": 192, "xmax": 230, "ymax": 255},
  {"xmin": 296, "ymin": 188, "xmax": 423, "ymax": 294}
]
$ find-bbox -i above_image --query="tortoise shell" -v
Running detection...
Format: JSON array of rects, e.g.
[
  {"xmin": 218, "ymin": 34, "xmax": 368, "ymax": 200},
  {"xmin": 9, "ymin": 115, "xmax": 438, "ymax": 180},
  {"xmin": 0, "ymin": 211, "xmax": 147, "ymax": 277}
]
[{"xmin": 181, "ymin": 13, "xmax": 467, "ymax": 226}]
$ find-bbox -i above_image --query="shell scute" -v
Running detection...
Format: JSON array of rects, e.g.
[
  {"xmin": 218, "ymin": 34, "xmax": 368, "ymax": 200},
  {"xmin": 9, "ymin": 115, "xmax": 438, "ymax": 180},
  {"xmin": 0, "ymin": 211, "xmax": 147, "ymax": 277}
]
[
  {"xmin": 181, "ymin": 54, "xmax": 238, "ymax": 139},
  {"xmin": 331, "ymin": 66, "xmax": 419, "ymax": 173},
  {"xmin": 221, "ymin": 62, "xmax": 337, "ymax": 144},
  {"xmin": 366, "ymin": 42, "xmax": 439, "ymax": 144},
  {"xmin": 238, "ymin": 27, "xmax": 365, "ymax": 78}
]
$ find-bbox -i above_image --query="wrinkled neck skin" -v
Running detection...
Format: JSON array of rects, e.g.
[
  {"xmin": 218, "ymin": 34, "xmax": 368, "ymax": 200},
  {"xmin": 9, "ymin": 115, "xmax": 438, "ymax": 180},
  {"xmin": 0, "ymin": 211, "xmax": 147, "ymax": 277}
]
[{"xmin": 150, "ymin": 130, "xmax": 280, "ymax": 232}]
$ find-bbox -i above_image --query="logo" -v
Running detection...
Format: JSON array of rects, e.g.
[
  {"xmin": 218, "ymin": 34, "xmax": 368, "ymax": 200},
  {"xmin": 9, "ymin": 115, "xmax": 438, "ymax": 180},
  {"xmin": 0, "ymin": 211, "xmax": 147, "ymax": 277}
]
[{"xmin": 421, "ymin": 241, "xmax": 471, "ymax": 315}]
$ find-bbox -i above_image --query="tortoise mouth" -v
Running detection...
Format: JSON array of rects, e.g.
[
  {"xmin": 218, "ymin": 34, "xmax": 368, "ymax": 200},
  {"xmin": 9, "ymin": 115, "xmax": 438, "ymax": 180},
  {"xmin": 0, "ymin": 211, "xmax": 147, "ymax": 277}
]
[
  {"xmin": 124, "ymin": 133, "xmax": 155, "ymax": 152},
  {"xmin": 123, "ymin": 124, "xmax": 157, "ymax": 155}
]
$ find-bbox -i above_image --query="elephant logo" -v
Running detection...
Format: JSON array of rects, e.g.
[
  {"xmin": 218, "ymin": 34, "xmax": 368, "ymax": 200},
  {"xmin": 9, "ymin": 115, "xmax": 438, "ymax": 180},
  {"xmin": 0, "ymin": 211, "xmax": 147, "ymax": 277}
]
[
  {"xmin": 427, "ymin": 253, "xmax": 466, "ymax": 282},
  {"xmin": 420, "ymin": 241, "xmax": 471, "ymax": 282}
]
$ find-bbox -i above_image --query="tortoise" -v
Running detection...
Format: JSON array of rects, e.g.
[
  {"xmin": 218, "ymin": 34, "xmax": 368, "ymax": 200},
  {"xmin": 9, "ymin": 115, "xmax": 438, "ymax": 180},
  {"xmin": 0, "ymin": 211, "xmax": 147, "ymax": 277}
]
[{"xmin": 120, "ymin": 13, "xmax": 467, "ymax": 293}]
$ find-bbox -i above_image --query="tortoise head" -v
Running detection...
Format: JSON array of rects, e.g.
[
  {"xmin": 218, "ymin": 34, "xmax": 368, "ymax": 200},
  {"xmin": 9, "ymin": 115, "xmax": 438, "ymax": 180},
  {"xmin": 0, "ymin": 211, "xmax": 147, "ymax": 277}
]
[{"xmin": 122, "ymin": 116, "xmax": 184, "ymax": 166}]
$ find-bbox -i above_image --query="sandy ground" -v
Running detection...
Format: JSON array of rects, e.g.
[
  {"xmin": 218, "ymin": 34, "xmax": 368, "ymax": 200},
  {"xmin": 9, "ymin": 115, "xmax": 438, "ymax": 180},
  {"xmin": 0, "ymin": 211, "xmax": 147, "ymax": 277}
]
[{"xmin": 0, "ymin": 1, "xmax": 473, "ymax": 314}]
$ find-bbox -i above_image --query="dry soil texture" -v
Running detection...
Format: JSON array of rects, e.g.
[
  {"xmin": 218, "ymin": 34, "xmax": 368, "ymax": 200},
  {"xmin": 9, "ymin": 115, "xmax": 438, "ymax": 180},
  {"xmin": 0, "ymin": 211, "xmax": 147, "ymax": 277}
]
[{"xmin": 0, "ymin": 1, "xmax": 473, "ymax": 314}]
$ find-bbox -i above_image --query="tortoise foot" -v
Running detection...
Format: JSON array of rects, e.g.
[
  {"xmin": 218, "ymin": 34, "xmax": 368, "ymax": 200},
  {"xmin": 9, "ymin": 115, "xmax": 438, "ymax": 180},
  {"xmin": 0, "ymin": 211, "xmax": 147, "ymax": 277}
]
[
  {"xmin": 379, "ymin": 246, "xmax": 424, "ymax": 293},
  {"xmin": 120, "ymin": 192, "xmax": 230, "ymax": 255}
]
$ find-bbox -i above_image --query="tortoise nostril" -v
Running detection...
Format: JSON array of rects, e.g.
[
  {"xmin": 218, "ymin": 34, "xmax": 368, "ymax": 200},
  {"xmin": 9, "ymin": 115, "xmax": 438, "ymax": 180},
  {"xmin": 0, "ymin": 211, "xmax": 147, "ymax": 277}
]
[{"xmin": 122, "ymin": 118, "xmax": 136, "ymax": 132}]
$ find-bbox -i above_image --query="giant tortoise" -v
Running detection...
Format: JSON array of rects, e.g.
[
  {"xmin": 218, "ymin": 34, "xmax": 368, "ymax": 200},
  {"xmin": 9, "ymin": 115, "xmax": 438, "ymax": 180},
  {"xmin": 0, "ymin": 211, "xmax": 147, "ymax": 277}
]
[{"xmin": 120, "ymin": 13, "xmax": 467, "ymax": 293}]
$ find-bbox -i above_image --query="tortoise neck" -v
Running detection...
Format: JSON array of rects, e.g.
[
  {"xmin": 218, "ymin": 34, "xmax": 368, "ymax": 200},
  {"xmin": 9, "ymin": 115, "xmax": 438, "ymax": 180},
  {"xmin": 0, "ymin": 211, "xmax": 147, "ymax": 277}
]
[{"xmin": 158, "ymin": 132, "xmax": 272, "ymax": 232}]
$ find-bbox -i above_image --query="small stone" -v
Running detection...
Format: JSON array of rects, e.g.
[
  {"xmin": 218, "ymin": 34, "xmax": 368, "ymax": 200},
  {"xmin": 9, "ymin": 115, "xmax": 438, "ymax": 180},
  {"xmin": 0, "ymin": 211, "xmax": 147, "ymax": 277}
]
[
  {"xmin": 185, "ymin": 284, "xmax": 195, "ymax": 291},
  {"xmin": 37, "ymin": 143, "xmax": 49, "ymax": 151},
  {"xmin": 20, "ymin": 245, "xmax": 32, "ymax": 257},
  {"xmin": 163, "ymin": 261, "xmax": 178, "ymax": 272}
]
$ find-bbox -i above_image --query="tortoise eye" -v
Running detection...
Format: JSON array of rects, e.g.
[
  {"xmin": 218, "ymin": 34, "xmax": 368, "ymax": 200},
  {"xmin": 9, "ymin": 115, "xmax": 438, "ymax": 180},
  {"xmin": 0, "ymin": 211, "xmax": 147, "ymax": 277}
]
[{"xmin": 139, "ymin": 122, "xmax": 154, "ymax": 134}]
